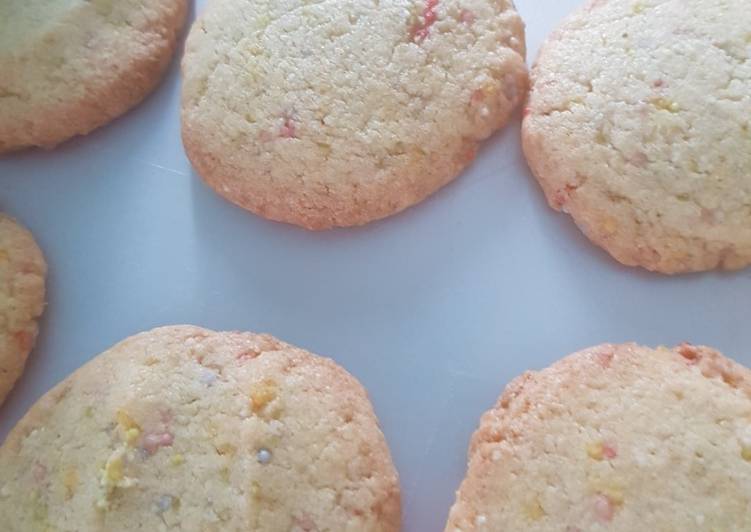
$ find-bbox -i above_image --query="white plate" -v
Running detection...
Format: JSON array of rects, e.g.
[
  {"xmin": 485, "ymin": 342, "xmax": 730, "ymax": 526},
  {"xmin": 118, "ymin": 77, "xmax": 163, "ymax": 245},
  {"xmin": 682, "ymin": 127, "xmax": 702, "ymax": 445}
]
[{"xmin": 1, "ymin": 1, "xmax": 749, "ymax": 530}]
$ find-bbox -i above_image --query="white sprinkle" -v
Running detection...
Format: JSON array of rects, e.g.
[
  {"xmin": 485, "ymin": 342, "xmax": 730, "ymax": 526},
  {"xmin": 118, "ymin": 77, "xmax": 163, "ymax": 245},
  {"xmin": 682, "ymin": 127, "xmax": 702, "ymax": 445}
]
[
  {"xmin": 475, "ymin": 514, "xmax": 487, "ymax": 525},
  {"xmin": 479, "ymin": 106, "xmax": 490, "ymax": 118},
  {"xmin": 156, "ymin": 495, "xmax": 173, "ymax": 513},
  {"xmin": 199, "ymin": 370, "xmax": 218, "ymax": 386},
  {"xmin": 491, "ymin": 450, "xmax": 502, "ymax": 461},
  {"xmin": 257, "ymin": 448, "xmax": 272, "ymax": 464},
  {"xmin": 739, "ymin": 426, "xmax": 751, "ymax": 448},
  {"xmin": 510, "ymin": 36, "xmax": 519, "ymax": 48}
]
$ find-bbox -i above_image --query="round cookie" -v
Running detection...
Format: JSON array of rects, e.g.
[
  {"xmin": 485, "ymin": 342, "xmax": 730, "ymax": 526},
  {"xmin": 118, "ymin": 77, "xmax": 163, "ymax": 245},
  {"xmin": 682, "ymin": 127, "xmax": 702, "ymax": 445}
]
[
  {"xmin": 445, "ymin": 343, "xmax": 751, "ymax": 531},
  {"xmin": 0, "ymin": 0, "xmax": 188, "ymax": 153},
  {"xmin": 181, "ymin": 0, "xmax": 528, "ymax": 229},
  {"xmin": 0, "ymin": 214, "xmax": 46, "ymax": 406},
  {"xmin": 0, "ymin": 325, "xmax": 401, "ymax": 531},
  {"xmin": 522, "ymin": 0, "xmax": 751, "ymax": 273}
]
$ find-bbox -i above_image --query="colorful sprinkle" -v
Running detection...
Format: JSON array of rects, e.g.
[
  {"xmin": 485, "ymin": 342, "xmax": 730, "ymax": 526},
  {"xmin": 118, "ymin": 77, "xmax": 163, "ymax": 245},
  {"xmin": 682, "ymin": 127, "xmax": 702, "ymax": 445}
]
[
  {"xmin": 593, "ymin": 494, "xmax": 615, "ymax": 522},
  {"xmin": 459, "ymin": 9, "xmax": 475, "ymax": 25},
  {"xmin": 523, "ymin": 499, "xmax": 545, "ymax": 521},
  {"xmin": 280, "ymin": 114, "xmax": 297, "ymax": 139},
  {"xmin": 250, "ymin": 379, "xmax": 278, "ymax": 413},
  {"xmin": 199, "ymin": 369, "xmax": 218, "ymax": 386},
  {"xmin": 63, "ymin": 467, "xmax": 79, "ymax": 500},
  {"xmin": 257, "ymin": 448, "xmax": 272, "ymax": 464},
  {"xmin": 155, "ymin": 494, "xmax": 175, "ymax": 513},
  {"xmin": 678, "ymin": 344, "xmax": 700, "ymax": 364},
  {"xmin": 587, "ymin": 441, "xmax": 617, "ymax": 460},
  {"xmin": 652, "ymin": 97, "xmax": 680, "ymax": 113},
  {"xmin": 411, "ymin": 0, "xmax": 439, "ymax": 42},
  {"xmin": 125, "ymin": 428, "xmax": 141, "ymax": 446},
  {"xmin": 171, "ymin": 453, "xmax": 185, "ymax": 466},
  {"xmin": 143, "ymin": 432, "xmax": 174, "ymax": 455}
]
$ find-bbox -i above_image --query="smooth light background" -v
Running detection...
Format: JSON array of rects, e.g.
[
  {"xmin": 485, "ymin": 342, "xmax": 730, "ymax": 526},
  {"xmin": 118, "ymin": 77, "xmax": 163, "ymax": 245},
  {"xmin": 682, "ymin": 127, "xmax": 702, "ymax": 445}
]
[{"xmin": 1, "ymin": 1, "xmax": 749, "ymax": 530}]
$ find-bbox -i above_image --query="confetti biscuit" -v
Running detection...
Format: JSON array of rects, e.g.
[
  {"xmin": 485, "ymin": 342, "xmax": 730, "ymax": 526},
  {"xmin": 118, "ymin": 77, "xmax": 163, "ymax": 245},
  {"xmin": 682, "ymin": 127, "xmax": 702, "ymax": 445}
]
[
  {"xmin": 0, "ymin": 214, "xmax": 46, "ymax": 406},
  {"xmin": 0, "ymin": 0, "xmax": 188, "ymax": 152},
  {"xmin": 181, "ymin": 0, "xmax": 528, "ymax": 229},
  {"xmin": 522, "ymin": 0, "xmax": 751, "ymax": 273},
  {"xmin": 0, "ymin": 326, "xmax": 401, "ymax": 531},
  {"xmin": 446, "ymin": 343, "xmax": 751, "ymax": 531}
]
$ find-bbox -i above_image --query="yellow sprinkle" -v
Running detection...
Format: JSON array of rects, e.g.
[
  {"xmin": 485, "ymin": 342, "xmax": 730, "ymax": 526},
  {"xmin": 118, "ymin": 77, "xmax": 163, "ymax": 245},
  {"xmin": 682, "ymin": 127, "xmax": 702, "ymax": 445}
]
[
  {"xmin": 116, "ymin": 410, "xmax": 140, "ymax": 431},
  {"xmin": 250, "ymin": 379, "xmax": 278, "ymax": 413},
  {"xmin": 215, "ymin": 442, "xmax": 237, "ymax": 456},
  {"xmin": 63, "ymin": 467, "xmax": 79, "ymax": 500},
  {"xmin": 587, "ymin": 442, "xmax": 605, "ymax": 461},
  {"xmin": 171, "ymin": 454, "xmax": 185, "ymax": 466},
  {"xmin": 741, "ymin": 447, "xmax": 751, "ymax": 462},
  {"xmin": 653, "ymin": 97, "xmax": 680, "ymax": 113},
  {"xmin": 599, "ymin": 485, "xmax": 625, "ymax": 506},
  {"xmin": 523, "ymin": 499, "xmax": 546, "ymax": 521},
  {"xmin": 632, "ymin": 2, "xmax": 645, "ymax": 14},
  {"xmin": 104, "ymin": 456, "xmax": 124, "ymax": 482},
  {"xmin": 125, "ymin": 428, "xmax": 141, "ymax": 446}
]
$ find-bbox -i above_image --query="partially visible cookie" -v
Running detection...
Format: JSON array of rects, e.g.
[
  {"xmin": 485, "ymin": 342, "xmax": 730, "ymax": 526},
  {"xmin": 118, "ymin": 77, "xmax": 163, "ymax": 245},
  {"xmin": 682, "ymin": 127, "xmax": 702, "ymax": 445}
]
[
  {"xmin": 446, "ymin": 343, "xmax": 751, "ymax": 531},
  {"xmin": 0, "ymin": 0, "xmax": 188, "ymax": 152},
  {"xmin": 522, "ymin": 0, "xmax": 751, "ymax": 273},
  {"xmin": 182, "ymin": 0, "xmax": 528, "ymax": 229},
  {"xmin": 0, "ymin": 214, "xmax": 46, "ymax": 406},
  {"xmin": 0, "ymin": 326, "xmax": 401, "ymax": 531}
]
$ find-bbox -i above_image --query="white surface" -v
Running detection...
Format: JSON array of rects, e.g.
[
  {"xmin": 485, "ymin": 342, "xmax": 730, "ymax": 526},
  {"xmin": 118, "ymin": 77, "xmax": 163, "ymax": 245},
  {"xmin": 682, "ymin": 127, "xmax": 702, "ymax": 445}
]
[{"xmin": 1, "ymin": 1, "xmax": 750, "ymax": 530}]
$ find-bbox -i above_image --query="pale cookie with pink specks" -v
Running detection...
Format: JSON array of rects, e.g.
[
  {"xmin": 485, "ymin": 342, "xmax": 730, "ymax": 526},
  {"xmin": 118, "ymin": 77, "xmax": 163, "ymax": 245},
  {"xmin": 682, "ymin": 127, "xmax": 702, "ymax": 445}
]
[
  {"xmin": 523, "ymin": 0, "xmax": 751, "ymax": 273},
  {"xmin": 0, "ymin": 214, "xmax": 46, "ymax": 406},
  {"xmin": 0, "ymin": 326, "xmax": 401, "ymax": 531},
  {"xmin": 0, "ymin": 0, "xmax": 187, "ymax": 153},
  {"xmin": 182, "ymin": 0, "xmax": 528, "ymax": 230},
  {"xmin": 446, "ymin": 343, "xmax": 751, "ymax": 531}
]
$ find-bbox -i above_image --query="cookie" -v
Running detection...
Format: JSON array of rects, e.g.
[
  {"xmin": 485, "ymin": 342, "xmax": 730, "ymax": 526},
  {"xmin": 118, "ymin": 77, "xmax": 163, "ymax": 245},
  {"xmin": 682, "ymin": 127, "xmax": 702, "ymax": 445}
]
[
  {"xmin": 0, "ymin": 214, "xmax": 46, "ymax": 406},
  {"xmin": 0, "ymin": 0, "xmax": 188, "ymax": 152},
  {"xmin": 182, "ymin": 0, "xmax": 528, "ymax": 229},
  {"xmin": 0, "ymin": 325, "xmax": 401, "ymax": 531},
  {"xmin": 445, "ymin": 343, "xmax": 751, "ymax": 531},
  {"xmin": 522, "ymin": 0, "xmax": 751, "ymax": 273}
]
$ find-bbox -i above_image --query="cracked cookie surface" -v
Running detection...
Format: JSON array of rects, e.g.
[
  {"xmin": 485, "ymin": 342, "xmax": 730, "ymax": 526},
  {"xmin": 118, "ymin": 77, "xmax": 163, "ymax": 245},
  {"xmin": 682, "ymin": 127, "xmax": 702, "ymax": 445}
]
[
  {"xmin": 523, "ymin": 0, "xmax": 751, "ymax": 273},
  {"xmin": 0, "ymin": 0, "xmax": 187, "ymax": 152},
  {"xmin": 0, "ymin": 214, "xmax": 46, "ymax": 406},
  {"xmin": 446, "ymin": 343, "xmax": 751, "ymax": 531},
  {"xmin": 0, "ymin": 325, "xmax": 400, "ymax": 531},
  {"xmin": 181, "ymin": 0, "xmax": 528, "ymax": 229}
]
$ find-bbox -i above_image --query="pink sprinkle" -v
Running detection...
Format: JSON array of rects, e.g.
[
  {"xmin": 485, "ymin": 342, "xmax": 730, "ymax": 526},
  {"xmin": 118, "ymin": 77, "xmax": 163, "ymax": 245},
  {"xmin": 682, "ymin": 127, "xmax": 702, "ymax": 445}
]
[
  {"xmin": 603, "ymin": 442, "xmax": 618, "ymax": 459},
  {"xmin": 678, "ymin": 343, "xmax": 700, "ymax": 364},
  {"xmin": 552, "ymin": 183, "xmax": 578, "ymax": 209},
  {"xmin": 411, "ymin": 0, "xmax": 439, "ymax": 42},
  {"xmin": 597, "ymin": 348, "xmax": 615, "ymax": 368},
  {"xmin": 143, "ymin": 432, "xmax": 174, "ymax": 455},
  {"xmin": 295, "ymin": 514, "xmax": 318, "ymax": 531},
  {"xmin": 523, "ymin": 107, "xmax": 532, "ymax": 117},
  {"xmin": 653, "ymin": 79, "xmax": 665, "ymax": 88},
  {"xmin": 459, "ymin": 9, "xmax": 475, "ymax": 25},
  {"xmin": 594, "ymin": 494, "xmax": 615, "ymax": 522},
  {"xmin": 280, "ymin": 115, "xmax": 297, "ymax": 139},
  {"xmin": 32, "ymin": 463, "xmax": 47, "ymax": 483},
  {"xmin": 471, "ymin": 89, "xmax": 485, "ymax": 104}
]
